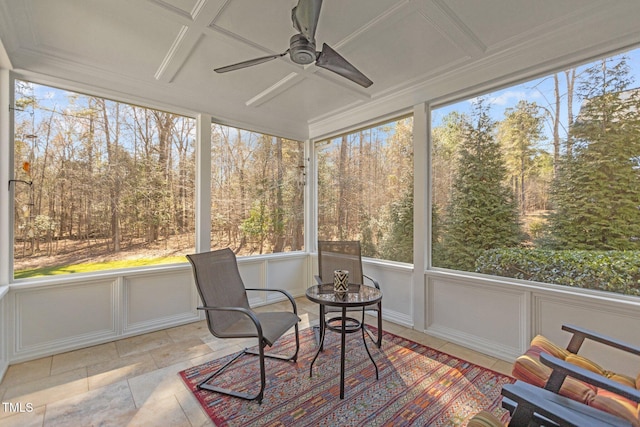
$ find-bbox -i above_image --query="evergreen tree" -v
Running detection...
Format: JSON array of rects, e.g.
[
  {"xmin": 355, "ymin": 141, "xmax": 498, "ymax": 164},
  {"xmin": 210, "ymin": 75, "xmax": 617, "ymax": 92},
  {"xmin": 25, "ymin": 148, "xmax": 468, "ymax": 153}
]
[
  {"xmin": 379, "ymin": 183, "xmax": 413, "ymax": 263},
  {"xmin": 431, "ymin": 112, "xmax": 466, "ymax": 267},
  {"xmin": 548, "ymin": 56, "xmax": 640, "ymax": 249},
  {"xmin": 497, "ymin": 100, "xmax": 545, "ymax": 214},
  {"xmin": 440, "ymin": 98, "xmax": 522, "ymax": 271},
  {"xmin": 359, "ymin": 214, "xmax": 378, "ymax": 258}
]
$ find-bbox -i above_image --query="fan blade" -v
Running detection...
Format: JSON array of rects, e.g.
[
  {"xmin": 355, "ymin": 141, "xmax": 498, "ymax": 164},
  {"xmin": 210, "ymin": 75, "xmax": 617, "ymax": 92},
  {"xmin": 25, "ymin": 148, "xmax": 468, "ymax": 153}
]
[
  {"xmin": 315, "ymin": 43, "xmax": 373, "ymax": 88},
  {"xmin": 292, "ymin": 0, "xmax": 322, "ymax": 41},
  {"xmin": 214, "ymin": 51, "xmax": 288, "ymax": 73}
]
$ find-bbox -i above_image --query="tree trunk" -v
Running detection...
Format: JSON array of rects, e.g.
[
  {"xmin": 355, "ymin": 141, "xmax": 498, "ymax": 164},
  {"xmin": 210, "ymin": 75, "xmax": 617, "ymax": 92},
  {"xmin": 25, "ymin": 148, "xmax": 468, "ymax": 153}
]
[
  {"xmin": 553, "ymin": 73, "xmax": 561, "ymax": 177},
  {"xmin": 565, "ymin": 69, "xmax": 575, "ymax": 158},
  {"xmin": 272, "ymin": 137, "xmax": 285, "ymax": 252},
  {"xmin": 337, "ymin": 135, "xmax": 348, "ymax": 239}
]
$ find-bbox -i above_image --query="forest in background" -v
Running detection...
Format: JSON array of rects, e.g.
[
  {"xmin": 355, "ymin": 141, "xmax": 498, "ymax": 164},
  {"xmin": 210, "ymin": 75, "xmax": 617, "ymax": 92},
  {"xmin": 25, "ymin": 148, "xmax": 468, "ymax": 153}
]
[
  {"xmin": 317, "ymin": 117, "xmax": 414, "ymax": 263},
  {"xmin": 12, "ymin": 81, "xmax": 410, "ymax": 276},
  {"xmin": 431, "ymin": 53, "xmax": 640, "ymax": 295},
  {"xmin": 13, "ymin": 82, "xmax": 196, "ymax": 273},
  {"xmin": 12, "ymin": 47, "xmax": 640, "ymax": 296},
  {"xmin": 12, "ymin": 81, "xmax": 308, "ymax": 275}
]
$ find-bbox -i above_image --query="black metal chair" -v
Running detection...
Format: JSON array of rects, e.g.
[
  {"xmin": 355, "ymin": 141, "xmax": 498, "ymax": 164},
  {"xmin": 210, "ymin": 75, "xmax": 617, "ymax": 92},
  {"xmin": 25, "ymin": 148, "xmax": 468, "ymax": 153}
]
[
  {"xmin": 186, "ymin": 248, "xmax": 300, "ymax": 404},
  {"xmin": 315, "ymin": 240, "xmax": 383, "ymax": 347}
]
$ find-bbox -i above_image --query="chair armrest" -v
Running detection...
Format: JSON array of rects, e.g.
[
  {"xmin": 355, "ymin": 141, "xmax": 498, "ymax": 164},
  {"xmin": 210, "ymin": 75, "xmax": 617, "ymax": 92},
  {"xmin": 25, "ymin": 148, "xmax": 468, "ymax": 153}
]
[
  {"xmin": 363, "ymin": 273, "xmax": 380, "ymax": 289},
  {"xmin": 197, "ymin": 305, "xmax": 264, "ymax": 337},
  {"xmin": 562, "ymin": 324, "xmax": 640, "ymax": 356},
  {"xmin": 540, "ymin": 352, "xmax": 640, "ymax": 403},
  {"xmin": 244, "ymin": 288, "xmax": 298, "ymax": 314},
  {"xmin": 502, "ymin": 381, "xmax": 633, "ymax": 427}
]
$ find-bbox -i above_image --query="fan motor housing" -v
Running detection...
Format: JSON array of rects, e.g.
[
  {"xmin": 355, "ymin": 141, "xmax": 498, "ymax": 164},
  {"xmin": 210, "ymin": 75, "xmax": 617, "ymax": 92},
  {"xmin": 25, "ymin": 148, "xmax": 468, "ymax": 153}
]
[{"xmin": 290, "ymin": 34, "xmax": 316, "ymax": 65}]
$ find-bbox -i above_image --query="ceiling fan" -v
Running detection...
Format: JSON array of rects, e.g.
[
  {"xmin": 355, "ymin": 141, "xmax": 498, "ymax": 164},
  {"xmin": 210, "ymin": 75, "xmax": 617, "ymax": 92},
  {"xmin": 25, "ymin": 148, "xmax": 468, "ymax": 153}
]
[{"xmin": 214, "ymin": 0, "xmax": 373, "ymax": 88}]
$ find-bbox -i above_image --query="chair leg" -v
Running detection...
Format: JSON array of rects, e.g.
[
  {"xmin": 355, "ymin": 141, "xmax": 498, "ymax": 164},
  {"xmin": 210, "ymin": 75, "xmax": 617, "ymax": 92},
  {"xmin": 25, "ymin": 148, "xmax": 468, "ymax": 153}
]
[
  {"xmin": 363, "ymin": 304, "xmax": 383, "ymax": 348},
  {"xmin": 376, "ymin": 302, "xmax": 382, "ymax": 348},
  {"xmin": 197, "ymin": 348, "xmax": 266, "ymax": 403},
  {"xmin": 199, "ymin": 326, "xmax": 300, "ymax": 404},
  {"xmin": 312, "ymin": 305, "xmax": 326, "ymax": 350},
  {"xmin": 293, "ymin": 323, "xmax": 300, "ymax": 361}
]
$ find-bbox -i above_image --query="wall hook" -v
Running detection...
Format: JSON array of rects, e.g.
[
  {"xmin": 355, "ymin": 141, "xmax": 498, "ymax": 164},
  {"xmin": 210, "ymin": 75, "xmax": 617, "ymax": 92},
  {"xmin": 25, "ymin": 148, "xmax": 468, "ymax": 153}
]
[
  {"xmin": 9, "ymin": 161, "xmax": 33, "ymax": 190},
  {"xmin": 8, "ymin": 179, "xmax": 33, "ymax": 190}
]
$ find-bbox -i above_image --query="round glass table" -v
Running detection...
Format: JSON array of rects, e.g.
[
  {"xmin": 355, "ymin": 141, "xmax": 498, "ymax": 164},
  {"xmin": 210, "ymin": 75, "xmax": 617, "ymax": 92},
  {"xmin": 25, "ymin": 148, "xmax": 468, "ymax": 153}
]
[{"xmin": 305, "ymin": 283, "xmax": 382, "ymax": 399}]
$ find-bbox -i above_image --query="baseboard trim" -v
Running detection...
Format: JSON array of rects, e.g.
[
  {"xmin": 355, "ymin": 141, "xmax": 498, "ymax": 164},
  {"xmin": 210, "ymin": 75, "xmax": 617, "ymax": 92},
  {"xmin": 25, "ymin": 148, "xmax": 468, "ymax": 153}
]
[{"xmin": 426, "ymin": 324, "xmax": 519, "ymax": 363}]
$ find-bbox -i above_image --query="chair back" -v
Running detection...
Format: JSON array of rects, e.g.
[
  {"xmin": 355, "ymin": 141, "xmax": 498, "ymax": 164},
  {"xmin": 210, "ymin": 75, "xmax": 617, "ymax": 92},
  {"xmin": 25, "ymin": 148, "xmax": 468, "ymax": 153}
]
[
  {"xmin": 317, "ymin": 240, "xmax": 364, "ymax": 284},
  {"xmin": 187, "ymin": 248, "xmax": 251, "ymax": 336}
]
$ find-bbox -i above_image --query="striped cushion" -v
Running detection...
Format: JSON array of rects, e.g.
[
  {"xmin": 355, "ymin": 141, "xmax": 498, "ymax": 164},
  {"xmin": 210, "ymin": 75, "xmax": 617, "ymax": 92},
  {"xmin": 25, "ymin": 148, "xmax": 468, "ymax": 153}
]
[
  {"xmin": 609, "ymin": 373, "xmax": 637, "ymax": 389},
  {"xmin": 513, "ymin": 350, "xmax": 597, "ymax": 403},
  {"xmin": 530, "ymin": 334, "xmax": 570, "ymax": 359},
  {"xmin": 565, "ymin": 353, "xmax": 605, "ymax": 374},
  {"xmin": 512, "ymin": 353, "xmax": 549, "ymax": 387},
  {"xmin": 513, "ymin": 334, "xmax": 639, "ymax": 424},
  {"xmin": 592, "ymin": 390, "xmax": 640, "ymax": 427},
  {"xmin": 467, "ymin": 411, "xmax": 504, "ymax": 427},
  {"xmin": 565, "ymin": 352, "xmax": 636, "ymax": 388}
]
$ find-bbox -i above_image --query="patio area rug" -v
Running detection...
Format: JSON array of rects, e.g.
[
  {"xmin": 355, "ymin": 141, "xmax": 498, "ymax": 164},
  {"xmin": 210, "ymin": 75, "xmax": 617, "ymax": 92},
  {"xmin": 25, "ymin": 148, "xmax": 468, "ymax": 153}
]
[{"xmin": 179, "ymin": 327, "xmax": 513, "ymax": 426}]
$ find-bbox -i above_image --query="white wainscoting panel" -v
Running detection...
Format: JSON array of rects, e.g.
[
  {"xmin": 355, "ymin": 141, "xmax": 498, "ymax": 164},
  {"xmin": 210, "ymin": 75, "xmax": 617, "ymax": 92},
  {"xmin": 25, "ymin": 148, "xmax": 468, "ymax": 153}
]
[
  {"xmin": 363, "ymin": 261, "xmax": 413, "ymax": 327},
  {"xmin": 4, "ymin": 257, "xmax": 311, "ymax": 365},
  {"xmin": 11, "ymin": 279, "xmax": 117, "ymax": 361},
  {"xmin": 239, "ymin": 254, "xmax": 308, "ymax": 307},
  {"xmin": 266, "ymin": 255, "xmax": 307, "ymax": 301},
  {"xmin": 533, "ymin": 292, "xmax": 640, "ymax": 378},
  {"xmin": 426, "ymin": 275, "xmax": 528, "ymax": 361},
  {"xmin": 238, "ymin": 258, "xmax": 268, "ymax": 307},
  {"xmin": 123, "ymin": 269, "xmax": 199, "ymax": 335}
]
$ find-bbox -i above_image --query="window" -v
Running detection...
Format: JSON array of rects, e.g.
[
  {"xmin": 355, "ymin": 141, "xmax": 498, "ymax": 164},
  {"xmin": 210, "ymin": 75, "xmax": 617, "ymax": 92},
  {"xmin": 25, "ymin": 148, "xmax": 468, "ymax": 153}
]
[
  {"xmin": 317, "ymin": 117, "xmax": 413, "ymax": 263},
  {"xmin": 13, "ymin": 81, "xmax": 196, "ymax": 278},
  {"xmin": 210, "ymin": 124, "xmax": 304, "ymax": 255},
  {"xmin": 431, "ymin": 46, "xmax": 640, "ymax": 297}
]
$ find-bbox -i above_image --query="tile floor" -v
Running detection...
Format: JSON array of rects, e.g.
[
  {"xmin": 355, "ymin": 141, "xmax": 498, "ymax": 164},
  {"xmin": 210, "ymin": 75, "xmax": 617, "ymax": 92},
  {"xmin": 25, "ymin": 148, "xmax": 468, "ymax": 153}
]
[{"xmin": 0, "ymin": 297, "xmax": 513, "ymax": 426}]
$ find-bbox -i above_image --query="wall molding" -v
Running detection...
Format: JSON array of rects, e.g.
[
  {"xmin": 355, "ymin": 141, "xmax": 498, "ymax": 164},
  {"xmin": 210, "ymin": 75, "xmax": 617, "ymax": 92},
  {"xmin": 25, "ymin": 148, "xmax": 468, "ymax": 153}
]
[
  {"xmin": 3, "ymin": 257, "xmax": 312, "ymax": 365},
  {"xmin": 382, "ymin": 308, "xmax": 412, "ymax": 328},
  {"xmin": 427, "ymin": 324, "xmax": 522, "ymax": 362}
]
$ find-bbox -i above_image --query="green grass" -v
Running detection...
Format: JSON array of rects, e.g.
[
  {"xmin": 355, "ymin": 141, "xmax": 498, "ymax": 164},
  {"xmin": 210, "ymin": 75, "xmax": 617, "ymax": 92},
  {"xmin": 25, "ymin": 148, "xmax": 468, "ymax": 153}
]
[{"xmin": 14, "ymin": 256, "xmax": 187, "ymax": 279}]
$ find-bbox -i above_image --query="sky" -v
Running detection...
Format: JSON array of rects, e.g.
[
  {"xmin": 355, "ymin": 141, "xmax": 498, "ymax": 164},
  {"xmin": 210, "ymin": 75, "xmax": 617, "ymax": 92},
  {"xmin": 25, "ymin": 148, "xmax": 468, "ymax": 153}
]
[
  {"xmin": 431, "ymin": 45, "xmax": 640, "ymax": 151},
  {"xmin": 20, "ymin": 43, "xmax": 640, "ymax": 153}
]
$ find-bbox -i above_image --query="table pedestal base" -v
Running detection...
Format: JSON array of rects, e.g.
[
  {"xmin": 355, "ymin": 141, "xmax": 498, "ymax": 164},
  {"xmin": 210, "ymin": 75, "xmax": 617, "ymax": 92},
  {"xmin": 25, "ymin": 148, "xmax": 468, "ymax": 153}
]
[{"xmin": 309, "ymin": 306, "xmax": 379, "ymax": 399}]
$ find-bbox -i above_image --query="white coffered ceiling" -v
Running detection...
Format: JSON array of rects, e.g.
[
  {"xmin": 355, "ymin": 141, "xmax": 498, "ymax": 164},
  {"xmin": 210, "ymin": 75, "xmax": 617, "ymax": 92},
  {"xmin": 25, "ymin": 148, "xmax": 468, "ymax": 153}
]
[{"xmin": 1, "ymin": 0, "xmax": 640, "ymax": 140}]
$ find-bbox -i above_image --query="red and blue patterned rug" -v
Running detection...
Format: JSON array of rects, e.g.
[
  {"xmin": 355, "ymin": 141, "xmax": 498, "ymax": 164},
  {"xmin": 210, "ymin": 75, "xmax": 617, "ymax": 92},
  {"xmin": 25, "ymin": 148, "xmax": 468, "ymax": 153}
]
[{"xmin": 179, "ymin": 327, "xmax": 513, "ymax": 426}]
